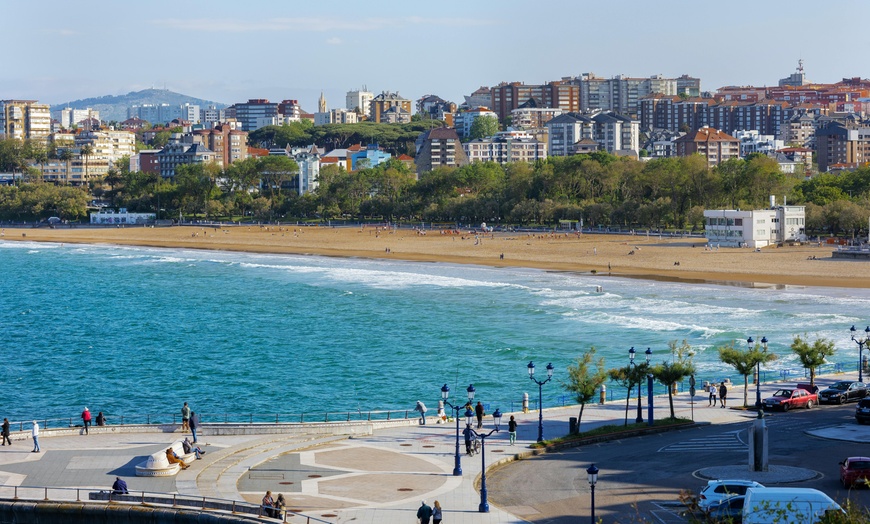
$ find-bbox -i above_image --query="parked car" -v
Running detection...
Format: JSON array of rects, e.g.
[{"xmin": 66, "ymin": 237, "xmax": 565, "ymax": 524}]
[
  {"xmin": 698, "ymin": 479, "xmax": 764, "ymax": 510},
  {"xmin": 839, "ymin": 456, "xmax": 870, "ymax": 487},
  {"xmin": 819, "ymin": 381, "xmax": 867, "ymax": 404},
  {"xmin": 706, "ymin": 494, "xmax": 745, "ymax": 522},
  {"xmin": 763, "ymin": 385, "xmax": 817, "ymax": 411},
  {"xmin": 856, "ymin": 398, "xmax": 870, "ymax": 424}
]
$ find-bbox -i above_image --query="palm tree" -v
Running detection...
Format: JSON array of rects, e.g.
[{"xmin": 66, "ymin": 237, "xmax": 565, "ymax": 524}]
[{"xmin": 80, "ymin": 144, "xmax": 94, "ymax": 184}]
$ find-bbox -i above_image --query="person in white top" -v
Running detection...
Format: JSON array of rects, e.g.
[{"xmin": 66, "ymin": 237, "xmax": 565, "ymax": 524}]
[{"xmin": 31, "ymin": 421, "xmax": 40, "ymax": 452}]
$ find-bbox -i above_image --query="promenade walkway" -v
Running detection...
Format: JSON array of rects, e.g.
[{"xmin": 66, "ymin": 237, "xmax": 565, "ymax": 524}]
[{"xmin": 2, "ymin": 372, "xmax": 869, "ymax": 523}]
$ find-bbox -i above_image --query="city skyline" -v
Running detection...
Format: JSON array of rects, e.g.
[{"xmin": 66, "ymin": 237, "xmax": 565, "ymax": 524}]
[{"xmin": 3, "ymin": 0, "xmax": 867, "ymax": 112}]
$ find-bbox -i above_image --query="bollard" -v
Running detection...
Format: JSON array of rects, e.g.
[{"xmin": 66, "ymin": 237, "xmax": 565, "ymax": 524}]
[
  {"xmin": 522, "ymin": 392, "xmax": 529, "ymax": 413},
  {"xmin": 599, "ymin": 384, "xmax": 606, "ymax": 404}
]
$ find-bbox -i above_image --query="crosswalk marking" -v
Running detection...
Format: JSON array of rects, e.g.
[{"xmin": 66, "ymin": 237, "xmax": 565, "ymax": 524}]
[{"xmin": 658, "ymin": 430, "xmax": 745, "ymax": 453}]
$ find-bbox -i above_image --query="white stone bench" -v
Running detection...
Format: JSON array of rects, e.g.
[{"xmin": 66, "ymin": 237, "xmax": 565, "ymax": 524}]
[
  {"xmin": 134, "ymin": 452, "xmax": 181, "ymax": 477},
  {"xmin": 170, "ymin": 440, "xmax": 197, "ymax": 463}
]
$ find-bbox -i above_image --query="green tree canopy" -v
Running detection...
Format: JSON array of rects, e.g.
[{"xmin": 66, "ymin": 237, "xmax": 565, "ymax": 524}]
[
  {"xmin": 563, "ymin": 348, "xmax": 608, "ymax": 432},
  {"xmin": 718, "ymin": 342, "xmax": 777, "ymax": 407},
  {"xmin": 468, "ymin": 115, "xmax": 499, "ymax": 140},
  {"xmin": 790, "ymin": 335, "xmax": 835, "ymax": 387}
]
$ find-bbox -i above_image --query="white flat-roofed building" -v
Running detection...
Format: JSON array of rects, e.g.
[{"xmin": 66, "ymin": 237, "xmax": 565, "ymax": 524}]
[
  {"xmin": 90, "ymin": 208, "xmax": 156, "ymax": 225},
  {"xmin": 704, "ymin": 198, "xmax": 806, "ymax": 248}
]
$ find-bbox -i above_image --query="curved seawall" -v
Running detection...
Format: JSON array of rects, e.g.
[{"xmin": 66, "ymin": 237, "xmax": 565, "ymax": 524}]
[{"xmin": 0, "ymin": 501, "xmax": 262, "ymax": 523}]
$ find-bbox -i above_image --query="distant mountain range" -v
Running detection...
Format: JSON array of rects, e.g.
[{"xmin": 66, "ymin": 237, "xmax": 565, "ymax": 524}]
[{"xmin": 51, "ymin": 88, "xmax": 227, "ymax": 123}]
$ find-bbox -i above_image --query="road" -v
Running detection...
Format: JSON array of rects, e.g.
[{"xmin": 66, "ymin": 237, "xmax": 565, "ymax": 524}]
[{"xmin": 487, "ymin": 403, "xmax": 870, "ymax": 523}]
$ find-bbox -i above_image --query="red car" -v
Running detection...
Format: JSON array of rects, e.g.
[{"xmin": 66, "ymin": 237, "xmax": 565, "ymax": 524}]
[
  {"xmin": 840, "ymin": 456, "xmax": 870, "ymax": 488},
  {"xmin": 762, "ymin": 385, "xmax": 817, "ymax": 411}
]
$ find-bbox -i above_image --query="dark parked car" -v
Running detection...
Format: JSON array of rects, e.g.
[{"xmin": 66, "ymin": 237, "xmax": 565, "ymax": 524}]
[
  {"xmin": 856, "ymin": 399, "xmax": 870, "ymax": 424},
  {"xmin": 819, "ymin": 381, "xmax": 867, "ymax": 404}
]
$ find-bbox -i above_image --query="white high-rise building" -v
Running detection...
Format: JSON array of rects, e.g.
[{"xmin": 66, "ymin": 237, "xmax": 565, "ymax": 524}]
[{"xmin": 346, "ymin": 88, "xmax": 373, "ymax": 115}]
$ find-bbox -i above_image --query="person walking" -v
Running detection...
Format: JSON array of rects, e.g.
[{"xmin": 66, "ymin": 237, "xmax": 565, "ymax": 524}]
[
  {"xmin": 508, "ymin": 415, "xmax": 517, "ymax": 445},
  {"xmin": 709, "ymin": 383, "xmax": 717, "ymax": 407},
  {"xmin": 81, "ymin": 407, "xmax": 91, "ymax": 435},
  {"xmin": 475, "ymin": 401, "xmax": 485, "ymax": 429},
  {"xmin": 189, "ymin": 411, "xmax": 199, "ymax": 443},
  {"xmin": 415, "ymin": 400, "xmax": 428, "ymax": 426},
  {"xmin": 181, "ymin": 402, "xmax": 191, "ymax": 431},
  {"xmin": 416, "ymin": 500, "xmax": 433, "ymax": 524},
  {"xmin": 719, "ymin": 383, "xmax": 728, "ymax": 408},
  {"xmin": 1, "ymin": 418, "xmax": 11, "ymax": 446},
  {"xmin": 432, "ymin": 500, "xmax": 443, "ymax": 524},
  {"xmin": 31, "ymin": 421, "xmax": 40, "ymax": 453},
  {"xmin": 463, "ymin": 424, "xmax": 474, "ymax": 455}
]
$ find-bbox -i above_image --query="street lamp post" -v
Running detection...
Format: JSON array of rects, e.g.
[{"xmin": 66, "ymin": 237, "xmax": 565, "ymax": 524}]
[
  {"xmin": 527, "ymin": 361, "xmax": 554, "ymax": 442},
  {"xmin": 441, "ymin": 383, "xmax": 476, "ymax": 476},
  {"xmin": 587, "ymin": 463, "xmax": 599, "ymax": 524},
  {"xmin": 629, "ymin": 348, "xmax": 647, "ymax": 424},
  {"xmin": 467, "ymin": 408, "xmax": 502, "ymax": 513},
  {"xmin": 851, "ymin": 325, "xmax": 870, "ymax": 382},
  {"xmin": 749, "ymin": 336, "xmax": 768, "ymax": 409}
]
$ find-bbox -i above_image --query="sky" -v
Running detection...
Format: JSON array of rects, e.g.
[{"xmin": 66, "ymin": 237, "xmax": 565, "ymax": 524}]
[{"xmin": 4, "ymin": 0, "xmax": 869, "ymax": 112}]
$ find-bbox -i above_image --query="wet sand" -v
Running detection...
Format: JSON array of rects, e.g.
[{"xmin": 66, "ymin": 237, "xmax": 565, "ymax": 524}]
[{"xmin": 3, "ymin": 225, "xmax": 869, "ymax": 288}]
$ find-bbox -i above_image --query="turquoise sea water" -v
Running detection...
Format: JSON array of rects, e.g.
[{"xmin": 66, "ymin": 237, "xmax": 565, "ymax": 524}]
[{"xmin": 2, "ymin": 240, "xmax": 868, "ymax": 422}]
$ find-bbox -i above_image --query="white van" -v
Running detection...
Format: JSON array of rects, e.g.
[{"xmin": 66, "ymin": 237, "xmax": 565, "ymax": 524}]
[{"xmin": 742, "ymin": 487, "xmax": 843, "ymax": 524}]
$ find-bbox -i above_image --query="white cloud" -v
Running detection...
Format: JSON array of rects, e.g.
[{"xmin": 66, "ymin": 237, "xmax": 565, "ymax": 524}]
[
  {"xmin": 150, "ymin": 16, "xmax": 497, "ymax": 33},
  {"xmin": 326, "ymin": 37, "xmax": 342, "ymax": 45}
]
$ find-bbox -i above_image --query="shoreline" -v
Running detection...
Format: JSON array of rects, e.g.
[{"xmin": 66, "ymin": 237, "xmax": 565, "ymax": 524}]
[{"xmin": 3, "ymin": 225, "xmax": 870, "ymax": 289}]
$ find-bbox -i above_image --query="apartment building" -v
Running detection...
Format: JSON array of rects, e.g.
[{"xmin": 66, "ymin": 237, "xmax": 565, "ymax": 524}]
[
  {"xmin": 546, "ymin": 111, "xmax": 639, "ymax": 156},
  {"xmin": 346, "ymin": 89, "xmax": 374, "ymax": 114},
  {"xmin": 489, "ymin": 80, "xmax": 579, "ymax": 122},
  {"xmin": 200, "ymin": 106, "xmax": 225, "ymax": 128},
  {"xmin": 641, "ymin": 95, "xmax": 789, "ymax": 137},
  {"xmin": 464, "ymin": 130, "xmax": 547, "ymax": 165},
  {"xmin": 674, "ymin": 127, "xmax": 740, "ymax": 167},
  {"xmin": 414, "ymin": 127, "xmax": 468, "ymax": 174},
  {"xmin": 576, "ymin": 74, "xmax": 683, "ymax": 118},
  {"xmin": 454, "ymin": 107, "xmax": 498, "ymax": 139},
  {"xmin": 314, "ymin": 108, "xmax": 359, "ymax": 126},
  {"xmin": 158, "ymin": 143, "xmax": 216, "ymax": 178},
  {"xmin": 546, "ymin": 113, "xmax": 595, "ymax": 157},
  {"xmin": 369, "ymin": 92, "xmax": 412, "ymax": 123},
  {"xmin": 0, "ymin": 100, "xmax": 51, "ymax": 141},
  {"xmin": 54, "ymin": 108, "xmax": 101, "ymax": 129},
  {"xmin": 815, "ymin": 121, "xmax": 870, "ymax": 172},
  {"xmin": 511, "ymin": 107, "xmax": 563, "ymax": 130},
  {"xmin": 230, "ymin": 99, "xmax": 279, "ymax": 132},
  {"xmin": 190, "ymin": 124, "xmax": 248, "ymax": 167}
]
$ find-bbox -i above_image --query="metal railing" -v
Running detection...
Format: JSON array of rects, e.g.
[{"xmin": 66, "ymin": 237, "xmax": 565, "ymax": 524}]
[
  {"xmin": 7, "ymin": 359, "xmax": 866, "ymax": 430},
  {"xmin": 4, "ymin": 409, "xmax": 415, "ymax": 433},
  {"xmin": 0, "ymin": 485, "xmax": 332, "ymax": 523}
]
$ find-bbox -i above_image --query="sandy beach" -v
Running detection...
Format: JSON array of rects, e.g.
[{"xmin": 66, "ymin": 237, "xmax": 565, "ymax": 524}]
[{"xmin": 3, "ymin": 224, "xmax": 869, "ymax": 288}]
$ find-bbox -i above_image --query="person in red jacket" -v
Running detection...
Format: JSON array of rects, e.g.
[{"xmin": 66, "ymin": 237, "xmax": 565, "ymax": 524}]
[{"xmin": 81, "ymin": 407, "xmax": 92, "ymax": 435}]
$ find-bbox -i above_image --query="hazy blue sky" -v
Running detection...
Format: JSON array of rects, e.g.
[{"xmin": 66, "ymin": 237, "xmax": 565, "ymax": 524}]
[{"xmin": 4, "ymin": 0, "xmax": 868, "ymax": 111}]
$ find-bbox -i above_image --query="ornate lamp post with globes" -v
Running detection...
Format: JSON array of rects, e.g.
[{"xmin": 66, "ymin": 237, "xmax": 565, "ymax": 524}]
[
  {"xmin": 748, "ymin": 336, "xmax": 768, "ymax": 409},
  {"xmin": 629, "ymin": 347, "xmax": 649, "ymax": 423},
  {"xmin": 851, "ymin": 325, "xmax": 870, "ymax": 382},
  {"xmin": 527, "ymin": 361, "xmax": 554, "ymax": 442},
  {"xmin": 440, "ymin": 383, "xmax": 476, "ymax": 476},
  {"xmin": 467, "ymin": 407, "xmax": 502, "ymax": 513}
]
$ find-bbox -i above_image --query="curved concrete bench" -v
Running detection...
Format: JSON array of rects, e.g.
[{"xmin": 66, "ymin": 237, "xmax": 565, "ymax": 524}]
[
  {"xmin": 170, "ymin": 440, "xmax": 197, "ymax": 463},
  {"xmin": 135, "ymin": 452, "xmax": 181, "ymax": 477}
]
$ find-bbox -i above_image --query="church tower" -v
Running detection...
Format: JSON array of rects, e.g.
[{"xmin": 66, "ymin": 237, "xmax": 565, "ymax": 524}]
[{"xmin": 318, "ymin": 92, "xmax": 328, "ymax": 113}]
